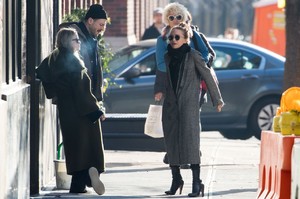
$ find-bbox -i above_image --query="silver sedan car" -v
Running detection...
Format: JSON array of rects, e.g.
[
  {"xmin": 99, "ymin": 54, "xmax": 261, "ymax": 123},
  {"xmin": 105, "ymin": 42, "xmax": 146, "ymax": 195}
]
[{"xmin": 103, "ymin": 38, "xmax": 285, "ymax": 139}]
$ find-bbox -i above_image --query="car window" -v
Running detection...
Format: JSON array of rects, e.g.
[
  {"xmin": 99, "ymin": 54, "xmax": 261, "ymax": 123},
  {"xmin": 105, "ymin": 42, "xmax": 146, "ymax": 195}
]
[
  {"xmin": 107, "ymin": 46, "xmax": 150, "ymax": 73},
  {"xmin": 212, "ymin": 47, "xmax": 261, "ymax": 70},
  {"xmin": 122, "ymin": 53, "xmax": 157, "ymax": 77}
]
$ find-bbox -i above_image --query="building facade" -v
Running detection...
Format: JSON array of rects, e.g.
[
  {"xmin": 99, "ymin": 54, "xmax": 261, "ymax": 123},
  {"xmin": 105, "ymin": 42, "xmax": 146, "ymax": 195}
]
[{"xmin": 0, "ymin": 0, "xmax": 168, "ymax": 198}]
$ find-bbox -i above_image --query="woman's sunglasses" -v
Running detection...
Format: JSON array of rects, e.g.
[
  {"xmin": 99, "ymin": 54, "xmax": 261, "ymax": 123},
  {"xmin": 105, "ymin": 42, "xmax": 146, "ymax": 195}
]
[
  {"xmin": 168, "ymin": 15, "xmax": 182, "ymax": 21},
  {"xmin": 168, "ymin": 35, "xmax": 181, "ymax": 41}
]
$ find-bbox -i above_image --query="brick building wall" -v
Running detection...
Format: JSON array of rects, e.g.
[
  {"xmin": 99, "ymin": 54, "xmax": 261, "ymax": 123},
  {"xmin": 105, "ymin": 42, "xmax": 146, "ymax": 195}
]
[
  {"xmin": 103, "ymin": 0, "xmax": 168, "ymax": 51},
  {"xmin": 62, "ymin": 0, "xmax": 102, "ymax": 16}
]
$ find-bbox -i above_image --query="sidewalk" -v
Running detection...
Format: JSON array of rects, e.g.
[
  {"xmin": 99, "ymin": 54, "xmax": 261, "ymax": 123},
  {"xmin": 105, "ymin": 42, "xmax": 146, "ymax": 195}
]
[{"xmin": 31, "ymin": 131, "xmax": 260, "ymax": 199}]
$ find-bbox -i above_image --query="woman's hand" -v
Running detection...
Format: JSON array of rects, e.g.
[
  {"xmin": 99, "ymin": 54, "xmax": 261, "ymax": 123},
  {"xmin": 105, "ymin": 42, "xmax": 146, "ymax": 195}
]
[
  {"xmin": 154, "ymin": 92, "xmax": 163, "ymax": 102},
  {"xmin": 217, "ymin": 103, "xmax": 224, "ymax": 112},
  {"xmin": 100, "ymin": 114, "xmax": 106, "ymax": 121}
]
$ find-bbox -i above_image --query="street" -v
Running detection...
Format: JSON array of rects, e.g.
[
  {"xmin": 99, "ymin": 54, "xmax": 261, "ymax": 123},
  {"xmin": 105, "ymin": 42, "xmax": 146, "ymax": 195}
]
[{"xmin": 31, "ymin": 131, "xmax": 260, "ymax": 199}]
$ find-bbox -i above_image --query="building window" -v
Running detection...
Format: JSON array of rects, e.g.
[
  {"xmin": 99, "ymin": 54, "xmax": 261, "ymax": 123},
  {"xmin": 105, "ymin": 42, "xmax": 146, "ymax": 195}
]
[{"xmin": 2, "ymin": 0, "xmax": 22, "ymax": 84}]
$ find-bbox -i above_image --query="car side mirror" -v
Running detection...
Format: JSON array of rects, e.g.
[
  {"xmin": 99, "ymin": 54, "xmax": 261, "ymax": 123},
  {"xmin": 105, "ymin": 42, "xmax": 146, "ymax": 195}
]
[{"xmin": 122, "ymin": 67, "xmax": 141, "ymax": 79}]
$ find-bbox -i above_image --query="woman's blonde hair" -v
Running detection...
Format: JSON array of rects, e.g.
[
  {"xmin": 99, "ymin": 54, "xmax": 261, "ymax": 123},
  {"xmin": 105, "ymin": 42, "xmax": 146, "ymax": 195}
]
[
  {"xmin": 55, "ymin": 27, "xmax": 78, "ymax": 50},
  {"xmin": 163, "ymin": 2, "xmax": 188, "ymax": 25}
]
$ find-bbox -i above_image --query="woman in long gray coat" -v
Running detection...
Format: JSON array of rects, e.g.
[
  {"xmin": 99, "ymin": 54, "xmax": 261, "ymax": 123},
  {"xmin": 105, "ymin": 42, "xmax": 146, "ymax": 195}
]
[
  {"xmin": 36, "ymin": 28, "xmax": 105, "ymax": 195},
  {"xmin": 155, "ymin": 23, "xmax": 224, "ymax": 197}
]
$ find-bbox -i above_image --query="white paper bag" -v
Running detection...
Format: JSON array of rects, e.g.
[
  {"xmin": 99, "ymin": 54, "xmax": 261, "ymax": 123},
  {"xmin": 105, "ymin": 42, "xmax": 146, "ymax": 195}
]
[{"xmin": 144, "ymin": 104, "xmax": 164, "ymax": 138}]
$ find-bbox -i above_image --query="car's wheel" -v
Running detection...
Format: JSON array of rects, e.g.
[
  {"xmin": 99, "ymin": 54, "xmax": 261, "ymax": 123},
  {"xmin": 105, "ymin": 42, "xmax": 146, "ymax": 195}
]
[
  {"xmin": 219, "ymin": 129, "xmax": 252, "ymax": 140},
  {"xmin": 248, "ymin": 97, "xmax": 280, "ymax": 140}
]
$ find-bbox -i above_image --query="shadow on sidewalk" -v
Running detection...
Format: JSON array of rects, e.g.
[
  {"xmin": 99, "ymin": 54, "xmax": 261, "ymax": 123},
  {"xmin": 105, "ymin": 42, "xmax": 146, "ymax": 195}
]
[
  {"xmin": 32, "ymin": 192, "xmax": 193, "ymax": 198},
  {"xmin": 210, "ymin": 188, "xmax": 257, "ymax": 196},
  {"xmin": 104, "ymin": 166, "xmax": 170, "ymax": 174}
]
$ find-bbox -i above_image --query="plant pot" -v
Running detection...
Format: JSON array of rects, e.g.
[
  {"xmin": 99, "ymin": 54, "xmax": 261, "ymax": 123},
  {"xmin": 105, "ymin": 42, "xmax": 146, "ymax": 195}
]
[{"xmin": 54, "ymin": 160, "xmax": 71, "ymax": 190}]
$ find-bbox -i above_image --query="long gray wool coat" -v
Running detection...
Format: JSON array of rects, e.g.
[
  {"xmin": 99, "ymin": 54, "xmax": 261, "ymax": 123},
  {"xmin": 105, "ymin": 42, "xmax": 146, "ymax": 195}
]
[
  {"xmin": 162, "ymin": 49, "xmax": 224, "ymax": 165},
  {"xmin": 36, "ymin": 48, "xmax": 105, "ymax": 175}
]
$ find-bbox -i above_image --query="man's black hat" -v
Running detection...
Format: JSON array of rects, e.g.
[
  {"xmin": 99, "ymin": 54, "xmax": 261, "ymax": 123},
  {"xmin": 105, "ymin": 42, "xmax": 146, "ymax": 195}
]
[{"xmin": 85, "ymin": 4, "xmax": 108, "ymax": 20}]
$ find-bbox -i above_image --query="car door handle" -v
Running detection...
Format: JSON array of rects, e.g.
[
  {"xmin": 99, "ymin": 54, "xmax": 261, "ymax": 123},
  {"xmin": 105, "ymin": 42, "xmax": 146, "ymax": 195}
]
[{"xmin": 241, "ymin": 74, "xmax": 259, "ymax": 80}]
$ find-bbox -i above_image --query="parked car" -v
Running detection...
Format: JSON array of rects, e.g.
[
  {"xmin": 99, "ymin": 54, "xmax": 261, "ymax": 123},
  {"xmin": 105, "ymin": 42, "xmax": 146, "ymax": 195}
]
[{"xmin": 103, "ymin": 38, "xmax": 285, "ymax": 139}]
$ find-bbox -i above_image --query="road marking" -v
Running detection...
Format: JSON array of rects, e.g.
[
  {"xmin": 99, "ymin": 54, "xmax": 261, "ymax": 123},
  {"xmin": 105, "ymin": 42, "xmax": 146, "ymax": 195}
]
[{"xmin": 204, "ymin": 139, "xmax": 221, "ymax": 198}]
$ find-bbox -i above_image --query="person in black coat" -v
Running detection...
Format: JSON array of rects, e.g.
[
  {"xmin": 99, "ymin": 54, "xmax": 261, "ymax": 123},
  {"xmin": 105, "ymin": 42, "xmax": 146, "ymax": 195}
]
[
  {"xmin": 141, "ymin": 7, "xmax": 165, "ymax": 40},
  {"xmin": 59, "ymin": 4, "xmax": 109, "ymax": 102},
  {"xmin": 161, "ymin": 23, "xmax": 224, "ymax": 197},
  {"xmin": 36, "ymin": 28, "xmax": 106, "ymax": 195}
]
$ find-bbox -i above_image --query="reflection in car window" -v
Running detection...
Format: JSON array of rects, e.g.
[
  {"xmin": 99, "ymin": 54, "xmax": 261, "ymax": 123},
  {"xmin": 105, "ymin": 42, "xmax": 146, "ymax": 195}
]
[
  {"xmin": 131, "ymin": 53, "xmax": 156, "ymax": 76},
  {"xmin": 212, "ymin": 47, "xmax": 261, "ymax": 70},
  {"xmin": 107, "ymin": 46, "xmax": 150, "ymax": 73},
  {"xmin": 120, "ymin": 53, "xmax": 156, "ymax": 78}
]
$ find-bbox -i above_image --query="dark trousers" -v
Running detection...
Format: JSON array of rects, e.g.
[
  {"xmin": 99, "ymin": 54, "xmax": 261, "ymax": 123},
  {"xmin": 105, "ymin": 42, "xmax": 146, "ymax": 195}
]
[{"xmin": 70, "ymin": 169, "xmax": 91, "ymax": 192}]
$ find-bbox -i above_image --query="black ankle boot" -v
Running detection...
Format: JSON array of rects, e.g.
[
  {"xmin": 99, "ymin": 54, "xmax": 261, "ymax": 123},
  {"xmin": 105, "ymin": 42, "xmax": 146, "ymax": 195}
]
[
  {"xmin": 165, "ymin": 165, "xmax": 184, "ymax": 195},
  {"xmin": 188, "ymin": 164, "xmax": 204, "ymax": 197}
]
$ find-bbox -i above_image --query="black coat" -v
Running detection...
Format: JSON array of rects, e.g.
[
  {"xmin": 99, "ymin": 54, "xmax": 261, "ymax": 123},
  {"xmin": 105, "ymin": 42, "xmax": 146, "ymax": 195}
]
[
  {"xmin": 141, "ymin": 24, "xmax": 161, "ymax": 40},
  {"xmin": 59, "ymin": 22, "xmax": 104, "ymax": 101},
  {"xmin": 36, "ymin": 48, "xmax": 105, "ymax": 174}
]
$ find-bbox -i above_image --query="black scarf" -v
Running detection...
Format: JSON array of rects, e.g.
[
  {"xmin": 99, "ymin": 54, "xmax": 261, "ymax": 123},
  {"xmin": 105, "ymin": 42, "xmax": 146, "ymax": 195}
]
[{"xmin": 167, "ymin": 43, "xmax": 191, "ymax": 94}]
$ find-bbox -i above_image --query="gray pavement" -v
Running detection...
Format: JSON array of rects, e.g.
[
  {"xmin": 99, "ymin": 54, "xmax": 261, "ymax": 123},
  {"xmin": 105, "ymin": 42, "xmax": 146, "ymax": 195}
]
[{"xmin": 30, "ymin": 131, "xmax": 260, "ymax": 199}]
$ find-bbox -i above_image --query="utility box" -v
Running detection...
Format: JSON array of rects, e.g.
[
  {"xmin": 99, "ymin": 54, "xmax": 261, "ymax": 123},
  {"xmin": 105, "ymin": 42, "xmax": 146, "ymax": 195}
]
[
  {"xmin": 291, "ymin": 139, "xmax": 300, "ymax": 199},
  {"xmin": 252, "ymin": 0, "xmax": 285, "ymax": 56}
]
